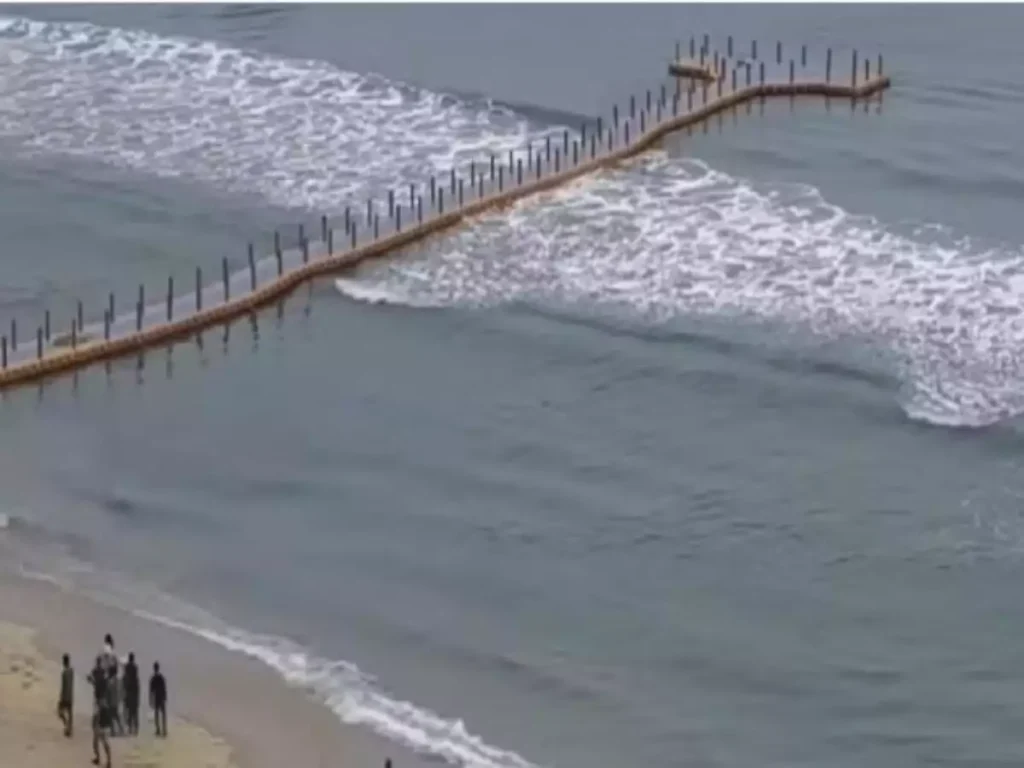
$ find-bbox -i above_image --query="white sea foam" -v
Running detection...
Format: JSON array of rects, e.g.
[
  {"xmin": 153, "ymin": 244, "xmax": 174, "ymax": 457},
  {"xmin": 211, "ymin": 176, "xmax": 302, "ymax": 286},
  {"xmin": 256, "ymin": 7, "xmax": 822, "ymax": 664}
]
[
  {"xmin": 1, "ymin": 536, "xmax": 539, "ymax": 768},
  {"xmin": 344, "ymin": 154, "xmax": 1024, "ymax": 428},
  {"xmin": 137, "ymin": 611, "xmax": 540, "ymax": 768},
  {"xmin": 334, "ymin": 276, "xmax": 447, "ymax": 309},
  {"xmin": 0, "ymin": 15, "xmax": 560, "ymax": 214},
  {"xmin": 3, "ymin": 15, "xmax": 1023, "ymax": 427}
]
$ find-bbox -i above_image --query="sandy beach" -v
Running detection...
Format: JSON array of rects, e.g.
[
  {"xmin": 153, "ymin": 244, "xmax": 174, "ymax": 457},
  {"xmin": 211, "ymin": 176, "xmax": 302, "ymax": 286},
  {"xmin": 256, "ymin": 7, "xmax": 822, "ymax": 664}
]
[
  {"xmin": 0, "ymin": 619, "xmax": 235, "ymax": 767},
  {"xmin": 0, "ymin": 570, "xmax": 410, "ymax": 768}
]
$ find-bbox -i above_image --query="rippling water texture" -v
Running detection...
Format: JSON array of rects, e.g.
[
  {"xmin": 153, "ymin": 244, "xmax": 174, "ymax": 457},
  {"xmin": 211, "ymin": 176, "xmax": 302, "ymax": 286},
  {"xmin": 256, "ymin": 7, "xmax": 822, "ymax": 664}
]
[{"xmin": 3, "ymin": 5, "xmax": 1024, "ymax": 768}]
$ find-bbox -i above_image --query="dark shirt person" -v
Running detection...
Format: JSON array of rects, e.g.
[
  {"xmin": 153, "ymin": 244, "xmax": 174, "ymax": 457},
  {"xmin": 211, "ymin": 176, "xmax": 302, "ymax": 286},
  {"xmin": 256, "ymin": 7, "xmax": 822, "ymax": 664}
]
[
  {"xmin": 56, "ymin": 653, "xmax": 74, "ymax": 737},
  {"xmin": 122, "ymin": 652, "xmax": 140, "ymax": 736},
  {"xmin": 87, "ymin": 656, "xmax": 112, "ymax": 768},
  {"xmin": 149, "ymin": 662, "xmax": 168, "ymax": 738}
]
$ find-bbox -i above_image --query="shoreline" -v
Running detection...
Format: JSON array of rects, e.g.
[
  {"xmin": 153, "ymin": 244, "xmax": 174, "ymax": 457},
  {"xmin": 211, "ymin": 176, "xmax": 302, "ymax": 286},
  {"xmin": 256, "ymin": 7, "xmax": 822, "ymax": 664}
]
[
  {"xmin": 0, "ymin": 568, "xmax": 425, "ymax": 768},
  {"xmin": 0, "ymin": 618, "xmax": 235, "ymax": 768}
]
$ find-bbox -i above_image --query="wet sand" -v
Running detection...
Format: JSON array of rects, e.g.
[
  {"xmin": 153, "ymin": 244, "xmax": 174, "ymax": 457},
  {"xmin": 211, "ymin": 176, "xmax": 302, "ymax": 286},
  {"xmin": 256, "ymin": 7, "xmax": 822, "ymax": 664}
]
[{"xmin": 0, "ymin": 570, "xmax": 414, "ymax": 768}]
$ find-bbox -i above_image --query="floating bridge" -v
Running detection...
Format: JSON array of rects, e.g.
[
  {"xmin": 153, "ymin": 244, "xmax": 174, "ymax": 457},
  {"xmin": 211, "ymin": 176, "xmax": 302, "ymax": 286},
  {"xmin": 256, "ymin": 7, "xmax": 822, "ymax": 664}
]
[{"xmin": 0, "ymin": 35, "xmax": 890, "ymax": 392}]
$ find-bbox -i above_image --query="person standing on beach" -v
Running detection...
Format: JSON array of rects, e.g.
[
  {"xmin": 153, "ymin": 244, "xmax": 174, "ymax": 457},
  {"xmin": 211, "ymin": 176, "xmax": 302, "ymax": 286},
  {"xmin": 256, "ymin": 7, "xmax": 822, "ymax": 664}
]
[
  {"xmin": 123, "ymin": 652, "xmax": 140, "ymax": 736},
  {"xmin": 100, "ymin": 633, "xmax": 125, "ymax": 736},
  {"xmin": 87, "ymin": 656, "xmax": 112, "ymax": 768},
  {"xmin": 100, "ymin": 634, "xmax": 117, "ymax": 678},
  {"xmin": 56, "ymin": 653, "xmax": 74, "ymax": 737},
  {"xmin": 149, "ymin": 661, "xmax": 168, "ymax": 737},
  {"xmin": 107, "ymin": 661, "xmax": 125, "ymax": 737}
]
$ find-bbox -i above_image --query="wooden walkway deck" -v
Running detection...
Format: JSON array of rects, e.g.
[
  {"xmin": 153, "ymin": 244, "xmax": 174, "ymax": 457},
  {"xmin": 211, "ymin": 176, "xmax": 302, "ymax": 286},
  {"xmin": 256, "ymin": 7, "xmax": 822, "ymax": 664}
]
[{"xmin": 0, "ymin": 37, "xmax": 890, "ymax": 392}]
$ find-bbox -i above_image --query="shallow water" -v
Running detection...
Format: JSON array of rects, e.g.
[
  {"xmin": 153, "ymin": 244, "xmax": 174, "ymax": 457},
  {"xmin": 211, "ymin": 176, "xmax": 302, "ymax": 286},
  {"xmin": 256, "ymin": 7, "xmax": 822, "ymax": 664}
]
[{"xmin": 3, "ymin": 5, "xmax": 1024, "ymax": 768}]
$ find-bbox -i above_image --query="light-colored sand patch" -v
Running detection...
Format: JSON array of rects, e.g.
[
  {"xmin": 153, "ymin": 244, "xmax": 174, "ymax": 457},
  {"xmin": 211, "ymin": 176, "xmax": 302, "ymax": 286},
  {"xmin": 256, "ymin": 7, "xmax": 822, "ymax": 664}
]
[
  {"xmin": 0, "ymin": 571, "xmax": 418, "ymax": 768},
  {"xmin": 0, "ymin": 620, "xmax": 235, "ymax": 768}
]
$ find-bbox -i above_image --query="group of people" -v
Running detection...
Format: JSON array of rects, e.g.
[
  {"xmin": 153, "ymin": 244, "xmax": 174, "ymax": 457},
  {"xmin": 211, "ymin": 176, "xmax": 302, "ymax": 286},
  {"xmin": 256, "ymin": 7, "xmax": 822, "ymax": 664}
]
[{"xmin": 56, "ymin": 633, "xmax": 168, "ymax": 768}]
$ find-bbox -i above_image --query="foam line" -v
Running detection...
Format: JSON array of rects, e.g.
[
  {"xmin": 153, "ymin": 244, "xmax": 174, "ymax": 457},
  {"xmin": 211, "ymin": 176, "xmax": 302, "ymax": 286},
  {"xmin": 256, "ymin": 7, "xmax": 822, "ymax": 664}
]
[
  {"xmin": 0, "ymin": 43, "xmax": 890, "ymax": 390},
  {"xmin": 0, "ymin": 525, "xmax": 540, "ymax": 768},
  {"xmin": 0, "ymin": 15, "xmax": 551, "ymax": 211},
  {"xmin": 346, "ymin": 150, "xmax": 1024, "ymax": 429}
]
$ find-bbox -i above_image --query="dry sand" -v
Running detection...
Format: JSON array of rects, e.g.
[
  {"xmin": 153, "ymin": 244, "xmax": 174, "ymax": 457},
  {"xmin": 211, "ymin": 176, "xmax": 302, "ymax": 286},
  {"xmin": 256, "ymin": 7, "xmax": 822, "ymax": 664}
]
[
  {"xmin": 0, "ymin": 619, "xmax": 234, "ymax": 767},
  {"xmin": 0, "ymin": 570, "xmax": 418, "ymax": 768}
]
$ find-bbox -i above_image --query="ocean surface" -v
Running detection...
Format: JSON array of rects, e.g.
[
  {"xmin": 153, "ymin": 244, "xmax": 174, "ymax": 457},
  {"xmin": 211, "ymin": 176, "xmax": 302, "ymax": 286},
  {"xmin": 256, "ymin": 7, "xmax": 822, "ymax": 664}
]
[{"xmin": 3, "ymin": 4, "xmax": 1024, "ymax": 767}]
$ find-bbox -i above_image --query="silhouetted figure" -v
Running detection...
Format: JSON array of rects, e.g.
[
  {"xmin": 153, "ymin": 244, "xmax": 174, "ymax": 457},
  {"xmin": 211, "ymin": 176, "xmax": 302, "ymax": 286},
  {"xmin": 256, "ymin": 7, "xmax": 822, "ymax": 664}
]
[
  {"xmin": 100, "ymin": 633, "xmax": 124, "ymax": 736},
  {"xmin": 123, "ymin": 652, "xmax": 140, "ymax": 736},
  {"xmin": 56, "ymin": 653, "xmax": 74, "ymax": 737},
  {"xmin": 87, "ymin": 656, "xmax": 112, "ymax": 768},
  {"xmin": 149, "ymin": 662, "xmax": 167, "ymax": 737}
]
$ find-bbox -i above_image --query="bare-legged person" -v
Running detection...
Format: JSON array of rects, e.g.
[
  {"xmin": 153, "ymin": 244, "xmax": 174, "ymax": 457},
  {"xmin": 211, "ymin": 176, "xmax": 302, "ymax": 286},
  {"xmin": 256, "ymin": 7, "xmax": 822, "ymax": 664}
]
[
  {"xmin": 92, "ymin": 709, "xmax": 112, "ymax": 767},
  {"xmin": 149, "ymin": 661, "xmax": 168, "ymax": 738},
  {"xmin": 87, "ymin": 656, "xmax": 112, "ymax": 768},
  {"xmin": 56, "ymin": 653, "xmax": 73, "ymax": 738}
]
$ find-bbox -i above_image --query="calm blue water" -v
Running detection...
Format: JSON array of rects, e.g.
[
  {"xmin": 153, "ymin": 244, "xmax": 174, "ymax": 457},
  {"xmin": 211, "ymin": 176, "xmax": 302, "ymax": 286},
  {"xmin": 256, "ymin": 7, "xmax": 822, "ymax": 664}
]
[{"xmin": 4, "ymin": 5, "xmax": 1024, "ymax": 768}]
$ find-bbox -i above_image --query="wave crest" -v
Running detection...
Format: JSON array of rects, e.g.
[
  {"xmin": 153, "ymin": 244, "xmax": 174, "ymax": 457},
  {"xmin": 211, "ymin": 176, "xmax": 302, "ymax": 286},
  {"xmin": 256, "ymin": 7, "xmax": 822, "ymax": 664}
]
[
  {"xmin": 0, "ymin": 15, "xmax": 559, "ymax": 214},
  {"xmin": 0, "ymin": 523, "xmax": 539, "ymax": 768},
  {"xmin": 343, "ymin": 155, "xmax": 1024, "ymax": 429}
]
